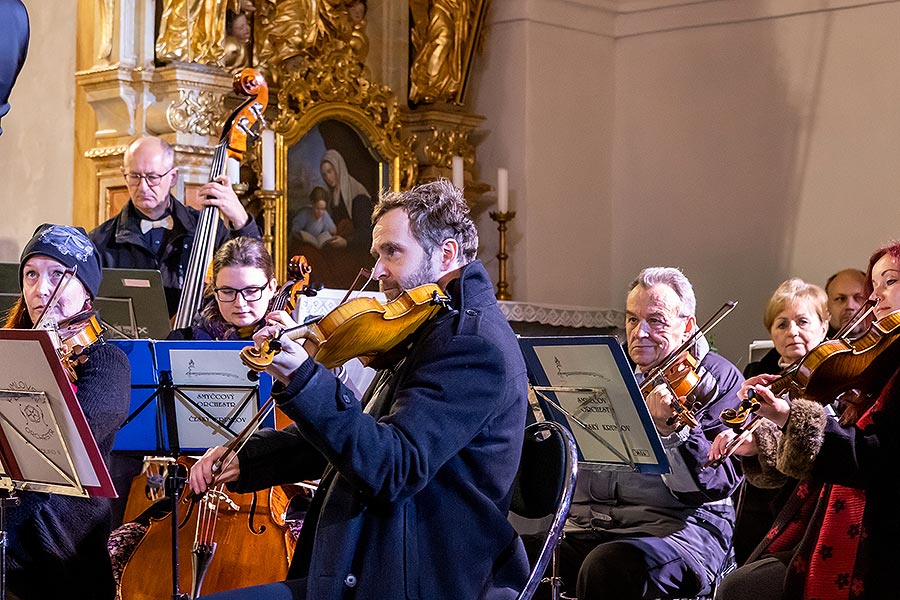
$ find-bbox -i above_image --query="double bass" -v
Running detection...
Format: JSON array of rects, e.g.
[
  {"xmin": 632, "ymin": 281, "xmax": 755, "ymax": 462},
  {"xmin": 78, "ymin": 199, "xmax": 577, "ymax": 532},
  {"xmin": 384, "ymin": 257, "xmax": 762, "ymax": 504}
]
[
  {"xmin": 119, "ymin": 68, "xmax": 292, "ymax": 600},
  {"xmin": 172, "ymin": 68, "xmax": 268, "ymax": 330}
]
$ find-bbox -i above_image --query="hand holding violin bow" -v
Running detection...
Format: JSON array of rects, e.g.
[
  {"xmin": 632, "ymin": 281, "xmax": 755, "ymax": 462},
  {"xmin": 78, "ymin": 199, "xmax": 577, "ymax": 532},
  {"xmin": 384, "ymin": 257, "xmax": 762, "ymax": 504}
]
[
  {"xmin": 705, "ymin": 373, "xmax": 788, "ymax": 469},
  {"xmin": 638, "ymin": 300, "xmax": 738, "ymax": 432}
]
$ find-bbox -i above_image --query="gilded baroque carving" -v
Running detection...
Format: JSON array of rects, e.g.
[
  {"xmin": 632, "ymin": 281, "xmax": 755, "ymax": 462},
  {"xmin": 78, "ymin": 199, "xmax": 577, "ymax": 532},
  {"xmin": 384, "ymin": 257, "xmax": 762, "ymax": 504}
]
[
  {"xmin": 97, "ymin": 0, "xmax": 114, "ymax": 62},
  {"xmin": 254, "ymin": 0, "xmax": 369, "ymax": 84},
  {"xmin": 166, "ymin": 88, "xmax": 228, "ymax": 136},
  {"xmin": 270, "ymin": 0, "xmax": 416, "ymax": 189},
  {"xmin": 156, "ymin": 0, "xmax": 242, "ymax": 65},
  {"xmin": 422, "ymin": 128, "xmax": 473, "ymax": 170},
  {"xmin": 409, "ymin": 0, "xmax": 486, "ymax": 105}
]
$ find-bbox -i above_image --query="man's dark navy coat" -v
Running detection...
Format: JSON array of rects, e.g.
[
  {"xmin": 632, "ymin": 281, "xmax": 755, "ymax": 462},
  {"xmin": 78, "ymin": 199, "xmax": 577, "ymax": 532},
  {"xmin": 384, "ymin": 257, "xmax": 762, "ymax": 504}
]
[{"xmin": 230, "ymin": 260, "xmax": 531, "ymax": 599}]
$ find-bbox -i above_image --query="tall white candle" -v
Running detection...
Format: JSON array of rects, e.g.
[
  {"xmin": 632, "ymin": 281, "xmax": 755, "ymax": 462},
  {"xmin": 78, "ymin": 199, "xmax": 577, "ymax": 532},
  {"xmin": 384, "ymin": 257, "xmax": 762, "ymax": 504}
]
[
  {"xmin": 261, "ymin": 129, "xmax": 276, "ymax": 190},
  {"xmin": 226, "ymin": 157, "xmax": 241, "ymax": 185},
  {"xmin": 497, "ymin": 167, "xmax": 509, "ymax": 213},
  {"xmin": 451, "ymin": 156, "xmax": 464, "ymax": 189}
]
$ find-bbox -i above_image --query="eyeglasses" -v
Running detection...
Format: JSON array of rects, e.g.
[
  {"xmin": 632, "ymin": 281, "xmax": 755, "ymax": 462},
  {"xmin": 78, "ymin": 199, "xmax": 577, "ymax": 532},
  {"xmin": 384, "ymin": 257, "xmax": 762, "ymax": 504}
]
[
  {"xmin": 123, "ymin": 167, "xmax": 174, "ymax": 187},
  {"xmin": 213, "ymin": 284, "xmax": 268, "ymax": 303}
]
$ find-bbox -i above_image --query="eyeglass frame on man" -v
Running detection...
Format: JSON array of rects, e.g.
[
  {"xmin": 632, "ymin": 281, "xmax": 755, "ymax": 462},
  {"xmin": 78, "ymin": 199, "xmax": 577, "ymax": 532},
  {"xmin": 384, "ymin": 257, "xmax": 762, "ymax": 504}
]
[
  {"xmin": 122, "ymin": 167, "xmax": 175, "ymax": 187},
  {"xmin": 213, "ymin": 284, "xmax": 269, "ymax": 303}
]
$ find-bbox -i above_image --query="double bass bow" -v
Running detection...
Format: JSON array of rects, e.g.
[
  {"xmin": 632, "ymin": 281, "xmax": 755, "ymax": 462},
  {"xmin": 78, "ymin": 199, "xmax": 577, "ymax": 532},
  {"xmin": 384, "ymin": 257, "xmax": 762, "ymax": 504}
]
[{"xmin": 173, "ymin": 68, "xmax": 269, "ymax": 330}]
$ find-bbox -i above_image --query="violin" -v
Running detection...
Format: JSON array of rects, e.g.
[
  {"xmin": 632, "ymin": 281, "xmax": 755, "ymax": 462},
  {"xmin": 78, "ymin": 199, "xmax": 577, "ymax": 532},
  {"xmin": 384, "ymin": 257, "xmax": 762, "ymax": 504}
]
[
  {"xmin": 719, "ymin": 304, "xmax": 898, "ymax": 431},
  {"xmin": 241, "ymin": 283, "xmax": 451, "ymax": 372},
  {"xmin": 53, "ymin": 310, "xmax": 105, "ymax": 381},
  {"xmin": 639, "ymin": 301, "xmax": 738, "ymax": 429},
  {"xmin": 32, "ymin": 266, "xmax": 105, "ymax": 381},
  {"xmin": 708, "ymin": 307, "xmax": 900, "ymax": 470}
]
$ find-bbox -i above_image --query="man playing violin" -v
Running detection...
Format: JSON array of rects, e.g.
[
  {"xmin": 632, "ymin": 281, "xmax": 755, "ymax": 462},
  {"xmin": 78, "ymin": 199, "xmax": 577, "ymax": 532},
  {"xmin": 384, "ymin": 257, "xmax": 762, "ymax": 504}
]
[
  {"xmin": 89, "ymin": 136, "xmax": 261, "ymax": 317},
  {"xmin": 189, "ymin": 179, "xmax": 530, "ymax": 600},
  {"xmin": 713, "ymin": 242, "xmax": 900, "ymax": 600},
  {"xmin": 555, "ymin": 267, "xmax": 744, "ymax": 600}
]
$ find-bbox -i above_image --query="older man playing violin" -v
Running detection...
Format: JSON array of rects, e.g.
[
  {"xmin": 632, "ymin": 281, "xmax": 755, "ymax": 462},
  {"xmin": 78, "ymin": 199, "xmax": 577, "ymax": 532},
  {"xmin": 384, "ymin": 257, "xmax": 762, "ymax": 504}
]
[
  {"xmin": 189, "ymin": 180, "xmax": 530, "ymax": 600},
  {"xmin": 550, "ymin": 267, "xmax": 744, "ymax": 600}
]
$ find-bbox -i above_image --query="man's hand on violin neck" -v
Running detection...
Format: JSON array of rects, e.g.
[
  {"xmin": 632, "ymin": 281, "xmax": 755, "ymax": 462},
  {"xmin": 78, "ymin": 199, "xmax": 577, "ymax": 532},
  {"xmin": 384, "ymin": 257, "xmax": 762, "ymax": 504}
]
[
  {"xmin": 645, "ymin": 384, "xmax": 680, "ymax": 436},
  {"xmin": 253, "ymin": 322, "xmax": 309, "ymax": 384}
]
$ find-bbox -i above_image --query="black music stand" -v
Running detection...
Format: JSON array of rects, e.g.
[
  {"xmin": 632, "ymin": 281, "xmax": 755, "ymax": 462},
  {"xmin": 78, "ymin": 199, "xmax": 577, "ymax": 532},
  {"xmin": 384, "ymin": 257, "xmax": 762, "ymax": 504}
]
[
  {"xmin": 95, "ymin": 268, "xmax": 172, "ymax": 339},
  {"xmin": 0, "ymin": 329, "xmax": 116, "ymax": 600}
]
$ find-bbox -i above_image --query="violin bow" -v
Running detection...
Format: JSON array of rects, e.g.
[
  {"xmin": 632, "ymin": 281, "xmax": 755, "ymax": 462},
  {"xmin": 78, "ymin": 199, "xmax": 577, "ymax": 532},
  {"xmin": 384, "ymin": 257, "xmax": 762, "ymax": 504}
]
[
  {"xmin": 33, "ymin": 265, "xmax": 78, "ymax": 330},
  {"xmin": 339, "ymin": 257, "xmax": 380, "ymax": 305},
  {"xmin": 641, "ymin": 300, "xmax": 738, "ymax": 391}
]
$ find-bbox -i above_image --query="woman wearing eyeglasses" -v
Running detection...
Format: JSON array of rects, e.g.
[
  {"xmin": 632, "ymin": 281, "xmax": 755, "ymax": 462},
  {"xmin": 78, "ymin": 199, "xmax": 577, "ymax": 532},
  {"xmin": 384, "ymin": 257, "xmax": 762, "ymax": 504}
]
[{"xmin": 168, "ymin": 236, "xmax": 278, "ymax": 340}]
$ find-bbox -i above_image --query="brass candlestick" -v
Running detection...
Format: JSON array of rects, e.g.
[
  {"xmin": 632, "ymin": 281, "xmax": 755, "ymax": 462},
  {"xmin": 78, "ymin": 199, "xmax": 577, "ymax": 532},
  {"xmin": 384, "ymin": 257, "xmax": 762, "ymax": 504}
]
[
  {"xmin": 253, "ymin": 189, "xmax": 284, "ymax": 275},
  {"xmin": 489, "ymin": 211, "xmax": 516, "ymax": 300}
]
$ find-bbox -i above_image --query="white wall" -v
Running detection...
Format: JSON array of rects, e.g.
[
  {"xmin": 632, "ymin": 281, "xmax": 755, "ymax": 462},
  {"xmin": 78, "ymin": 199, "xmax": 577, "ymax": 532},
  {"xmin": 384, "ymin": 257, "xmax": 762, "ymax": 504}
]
[
  {"xmin": 470, "ymin": 0, "xmax": 900, "ymax": 368},
  {"xmin": 0, "ymin": 0, "xmax": 78, "ymax": 262},
  {"xmin": 470, "ymin": 0, "xmax": 616, "ymax": 307},
  {"xmin": 609, "ymin": 0, "xmax": 900, "ymax": 365}
]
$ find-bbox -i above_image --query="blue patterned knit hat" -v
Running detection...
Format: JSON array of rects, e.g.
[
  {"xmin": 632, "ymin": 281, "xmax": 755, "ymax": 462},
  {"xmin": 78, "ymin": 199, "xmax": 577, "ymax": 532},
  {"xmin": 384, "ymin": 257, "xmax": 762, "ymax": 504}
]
[{"xmin": 19, "ymin": 224, "xmax": 102, "ymax": 298}]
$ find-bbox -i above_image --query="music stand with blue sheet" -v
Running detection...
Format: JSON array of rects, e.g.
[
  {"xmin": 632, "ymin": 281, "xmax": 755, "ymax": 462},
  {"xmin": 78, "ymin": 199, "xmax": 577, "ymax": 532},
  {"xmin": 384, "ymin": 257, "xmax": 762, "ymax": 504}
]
[
  {"xmin": 519, "ymin": 336, "xmax": 669, "ymax": 474},
  {"xmin": 111, "ymin": 340, "xmax": 275, "ymax": 455}
]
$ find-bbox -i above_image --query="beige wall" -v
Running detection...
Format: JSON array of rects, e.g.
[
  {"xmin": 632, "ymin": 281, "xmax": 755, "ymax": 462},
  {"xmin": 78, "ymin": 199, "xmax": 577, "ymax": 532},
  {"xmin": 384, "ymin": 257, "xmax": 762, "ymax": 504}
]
[
  {"xmin": 0, "ymin": 0, "xmax": 78, "ymax": 262},
  {"xmin": 3, "ymin": 0, "xmax": 900, "ymax": 367},
  {"xmin": 470, "ymin": 0, "xmax": 900, "ymax": 366}
]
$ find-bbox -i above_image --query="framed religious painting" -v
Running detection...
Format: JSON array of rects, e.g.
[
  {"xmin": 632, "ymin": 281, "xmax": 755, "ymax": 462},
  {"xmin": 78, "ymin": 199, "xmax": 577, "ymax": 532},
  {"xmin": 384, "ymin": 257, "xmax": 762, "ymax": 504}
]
[
  {"xmin": 272, "ymin": 100, "xmax": 416, "ymax": 288},
  {"xmin": 284, "ymin": 119, "xmax": 389, "ymax": 289}
]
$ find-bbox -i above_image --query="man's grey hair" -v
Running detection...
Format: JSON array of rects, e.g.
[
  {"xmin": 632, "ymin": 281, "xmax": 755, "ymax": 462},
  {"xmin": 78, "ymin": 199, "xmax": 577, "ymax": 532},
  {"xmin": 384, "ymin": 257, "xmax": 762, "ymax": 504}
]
[{"xmin": 628, "ymin": 267, "xmax": 696, "ymax": 318}]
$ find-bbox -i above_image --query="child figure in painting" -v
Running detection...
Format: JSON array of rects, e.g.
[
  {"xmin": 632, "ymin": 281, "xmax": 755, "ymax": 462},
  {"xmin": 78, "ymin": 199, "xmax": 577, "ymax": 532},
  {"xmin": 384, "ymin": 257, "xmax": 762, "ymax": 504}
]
[{"xmin": 291, "ymin": 187, "xmax": 338, "ymax": 249}]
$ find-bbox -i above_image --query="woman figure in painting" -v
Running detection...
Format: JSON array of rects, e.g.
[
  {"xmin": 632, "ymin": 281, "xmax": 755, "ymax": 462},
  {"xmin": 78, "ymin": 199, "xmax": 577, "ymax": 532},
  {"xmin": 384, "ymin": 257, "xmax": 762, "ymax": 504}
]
[
  {"xmin": 169, "ymin": 236, "xmax": 278, "ymax": 340},
  {"xmin": 3, "ymin": 223, "xmax": 131, "ymax": 600},
  {"xmin": 319, "ymin": 148, "xmax": 373, "ymax": 253}
]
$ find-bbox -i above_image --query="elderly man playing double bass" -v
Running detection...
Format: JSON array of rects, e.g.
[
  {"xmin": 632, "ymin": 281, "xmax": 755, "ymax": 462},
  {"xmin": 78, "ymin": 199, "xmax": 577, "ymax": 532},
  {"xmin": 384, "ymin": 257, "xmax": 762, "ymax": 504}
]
[
  {"xmin": 549, "ymin": 267, "xmax": 744, "ymax": 600},
  {"xmin": 90, "ymin": 136, "xmax": 261, "ymax": 317}
]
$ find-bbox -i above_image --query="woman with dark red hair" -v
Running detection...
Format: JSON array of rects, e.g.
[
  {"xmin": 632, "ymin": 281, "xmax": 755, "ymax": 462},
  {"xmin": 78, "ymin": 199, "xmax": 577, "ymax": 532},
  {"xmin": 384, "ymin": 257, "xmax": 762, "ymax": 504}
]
[{"xmin": 713, "ymin": 241, "xmax": 900, "ymax": 600}]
